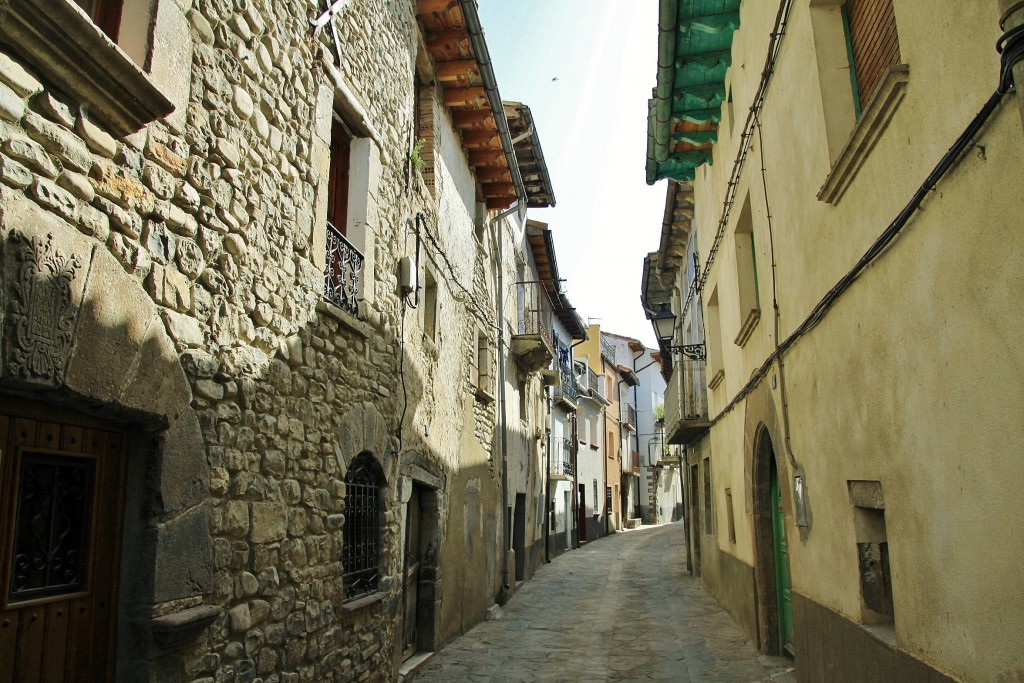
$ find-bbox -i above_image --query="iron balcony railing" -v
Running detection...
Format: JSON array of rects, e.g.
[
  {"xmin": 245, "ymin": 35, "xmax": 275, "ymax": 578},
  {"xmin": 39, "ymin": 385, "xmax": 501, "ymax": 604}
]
[
  {"xmin": 549, "ymin": 437, "xmax": 574, "ymax": 476},
  {"xmin": 680, "ymin": 357, "xmax": 708, "ymax": 420},
  {"xmin": 600, "ymin": 335, "xmax": 616, "ymax": 364},
  {"xmin": 556, "ymin": 362, "xmax": 579, "ymax": 406},
  {"xmin": 624, "ymin": 404, "xmax": 637, "ymax": 430},
  {"xmin": 324, "ymin": 222, "xmax": 364, "ymax": 316},
  {"xmin": 663, "ymin": 357, "xmax": 710, "ymax": 443},
  {"xmin": 586, "ymin": 367, "xmax": 602, "ymax": 400},
  {"xmin": 516, "ymin": 281, "xmax": 554, "ymax": 353}
]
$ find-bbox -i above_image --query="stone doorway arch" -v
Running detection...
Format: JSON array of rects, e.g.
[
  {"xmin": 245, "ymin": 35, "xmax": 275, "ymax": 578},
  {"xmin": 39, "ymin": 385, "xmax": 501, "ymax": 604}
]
[{"xmin": 0, "ymin": 205, "xmax": 215, "ymax": 681}]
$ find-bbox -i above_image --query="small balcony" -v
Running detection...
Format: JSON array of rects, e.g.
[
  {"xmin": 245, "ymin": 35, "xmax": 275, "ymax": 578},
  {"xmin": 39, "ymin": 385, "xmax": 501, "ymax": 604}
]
[
  {"xmin": 554, "ymin": 363, "xmax": 579, "ymax": 408},
  {"xmin": 511, "ymin": 282, "xmax": 554, "ymax": 373},
  {"xmin": 600, "ymin": 335, "xmax": 616, "ymax": 364},
  {"xmin": 324, "ymin": 222, "xmax": 364, "ymax": 317},
  {"xmin": 578, "ymin": 366, "xmax": 609, "ymax": 405},
  {"xmin": 663, "ymin": 358, "xmax": 711, "ymax": 444},
  {"xmin": 549, "ymin": 437, "xmax": 574, "ymax": 479},
  {"xmin": 623, "ymin": 404, "xmax": 636, "ymax": 431}
]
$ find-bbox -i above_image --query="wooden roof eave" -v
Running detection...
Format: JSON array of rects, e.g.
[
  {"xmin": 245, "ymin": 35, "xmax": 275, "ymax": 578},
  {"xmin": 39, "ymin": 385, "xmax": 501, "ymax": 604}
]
[{"xmin": 415, "ymin": 0, "xmax": 525, "ymax": 211}]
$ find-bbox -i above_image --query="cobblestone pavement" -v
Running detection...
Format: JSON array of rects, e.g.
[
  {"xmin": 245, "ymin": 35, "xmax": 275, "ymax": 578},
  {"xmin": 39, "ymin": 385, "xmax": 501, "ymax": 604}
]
[{"xmin": 410, "ymin": 521, "xmax": 795, "ymax": 682}]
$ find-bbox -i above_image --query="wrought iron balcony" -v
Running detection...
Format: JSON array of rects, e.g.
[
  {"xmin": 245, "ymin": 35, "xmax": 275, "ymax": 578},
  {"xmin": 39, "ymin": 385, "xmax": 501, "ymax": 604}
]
[
  {"xmin": 577, "ymin": 366, "xmax": 608, "ymax": 403},
  {"xmin": 511, "ymin": 281, "xmax": 554, "ymax": 373},
  {"xmin": 623, "ymin": 404, "xmax": 637, "ymax": 431},
  {"xmin": 600, "ymin": 336, "xmax": 616, "ymax": 364},
  {"xmin": 549, "ymin": 437, "xmax": 574, "ymax": 478},
  {"xmin": 324, "ymin": 222, "xmax": 363, "ymax": 317},
  {"xmin": 663, "ymin": 357, "xmax": 710, "ymax": 444},
  {"xmin": 555, "ymin": 363, "xmax": 579, "ymax": 408}
]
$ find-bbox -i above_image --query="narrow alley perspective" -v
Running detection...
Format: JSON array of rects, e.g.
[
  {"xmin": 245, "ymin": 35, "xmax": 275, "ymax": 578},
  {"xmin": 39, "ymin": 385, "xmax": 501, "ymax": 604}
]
[
  {"xmin": 410, "ymin": 523, "xmax": 794, "ymax": 683},
  {"xmin": 0, "ymin": 0, "xmax": 1022, "ymax": 682}
]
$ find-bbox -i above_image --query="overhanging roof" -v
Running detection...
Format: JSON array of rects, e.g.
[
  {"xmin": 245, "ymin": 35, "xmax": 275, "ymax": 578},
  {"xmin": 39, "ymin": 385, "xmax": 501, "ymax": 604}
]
[
  {"xmin": 416, "ymin": 0, "xmax": 525, "ymax": 209},
  {"xmin": 641, "ymin": 251, "xmax": 673, "ymax": 319},
  {"xmin": 504, "ymin": 101, "xmax": 555, "ymax": 208},
  {"xmin": 525, "ymin": 220, "xmax": 587, "ymax": 340},
  {"xmin": 646, "ymin": 0, "xmax": 740, "ymax": 184}
]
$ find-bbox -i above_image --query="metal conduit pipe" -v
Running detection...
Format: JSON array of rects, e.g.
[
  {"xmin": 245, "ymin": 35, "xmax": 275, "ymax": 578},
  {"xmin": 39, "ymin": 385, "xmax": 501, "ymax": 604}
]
[{"xmin": 489, "ymin": 200, "xmax": 522, "ymax": 594}]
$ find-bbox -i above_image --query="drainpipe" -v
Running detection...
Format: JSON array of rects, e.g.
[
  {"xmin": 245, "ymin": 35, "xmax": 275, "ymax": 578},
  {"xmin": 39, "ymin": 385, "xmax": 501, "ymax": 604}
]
[{"xmin": 490, "ymin": 201, "xmax": 521, "ymax": 595}]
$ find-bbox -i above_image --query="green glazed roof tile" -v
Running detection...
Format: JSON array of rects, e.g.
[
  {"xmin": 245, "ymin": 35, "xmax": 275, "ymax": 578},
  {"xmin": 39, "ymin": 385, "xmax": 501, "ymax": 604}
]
[{"xmin": 646, "ymin": 0, "xmax": 740, "ymax": 184}]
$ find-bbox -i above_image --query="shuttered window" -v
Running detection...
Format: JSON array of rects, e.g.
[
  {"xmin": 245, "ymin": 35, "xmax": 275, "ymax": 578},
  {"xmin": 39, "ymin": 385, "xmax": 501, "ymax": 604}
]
[
  {"xmin": 843, "ymin": 0, "xmax": 901, "ymax": 117},
  {"xmin": 72, "ymin": 0, "xmax": 124, "ymax": 41}
]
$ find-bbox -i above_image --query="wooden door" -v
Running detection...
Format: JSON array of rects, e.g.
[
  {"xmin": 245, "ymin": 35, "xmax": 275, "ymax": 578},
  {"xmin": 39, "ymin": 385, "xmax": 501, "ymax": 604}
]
[
  {"xmin": 770, "ymin": 460, "xmax": 794, "ymax": 655},
  {"xmin": 576, "ymin": 485, "xmax": 586, "ymax": 544},
  {"xmin": 689, "ymin": 464, "xmax": 701, "ymax": 576},
  {"xmin": 402, "ymin": 486, "xmax": 421, "ymax": 661},
  {"xmin": 0, "ymin": 413, "xmax": 128, "ymax": 683}
]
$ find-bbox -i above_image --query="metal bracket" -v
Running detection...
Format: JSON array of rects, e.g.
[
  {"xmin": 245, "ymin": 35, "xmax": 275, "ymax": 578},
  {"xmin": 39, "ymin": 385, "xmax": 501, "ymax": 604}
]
[
  {"xmin": 672, "ymin": 343, "xmax": 706, "ymax": 361},
  {"xmin": 312, "ymin": 0, "xmax": 349, "ymax": 66}
]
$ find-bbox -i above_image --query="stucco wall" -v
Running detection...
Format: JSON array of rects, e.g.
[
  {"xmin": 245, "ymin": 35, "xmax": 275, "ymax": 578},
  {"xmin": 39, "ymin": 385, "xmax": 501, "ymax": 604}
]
[{"xmin": 684, "ymin": 1, "xmax": 1024, "ymax": 679}]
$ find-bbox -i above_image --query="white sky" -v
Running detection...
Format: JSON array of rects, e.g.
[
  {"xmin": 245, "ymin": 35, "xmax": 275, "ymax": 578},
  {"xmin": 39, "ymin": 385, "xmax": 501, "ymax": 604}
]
[{"xmin": 477, "ymin": 0, "xmax": 664, "ymax": 347}]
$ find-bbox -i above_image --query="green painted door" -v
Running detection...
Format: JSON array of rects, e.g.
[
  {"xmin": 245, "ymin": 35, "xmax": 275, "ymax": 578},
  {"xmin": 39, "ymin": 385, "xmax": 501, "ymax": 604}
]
[{"xmin": 770, "ymin": 461, "xmax": 794, "ymax": 654}]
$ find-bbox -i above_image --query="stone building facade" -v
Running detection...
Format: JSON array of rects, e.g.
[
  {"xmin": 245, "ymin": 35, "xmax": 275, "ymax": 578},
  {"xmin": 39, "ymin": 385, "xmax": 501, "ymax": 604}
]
[{"xmin": 0, "ymin": 1, "xmax": 558, "ymax": 682}]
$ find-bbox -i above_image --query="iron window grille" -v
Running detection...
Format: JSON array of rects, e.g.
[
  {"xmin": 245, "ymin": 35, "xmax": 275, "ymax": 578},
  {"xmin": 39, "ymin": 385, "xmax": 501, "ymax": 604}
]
[{"xmin": 342, "ymin": 454, "xmax": 382, "ymax": 601}]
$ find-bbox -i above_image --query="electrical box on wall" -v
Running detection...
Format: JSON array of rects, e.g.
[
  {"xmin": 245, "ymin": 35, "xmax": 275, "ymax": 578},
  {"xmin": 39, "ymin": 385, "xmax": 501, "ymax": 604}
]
[{"xmin": 398, "ymin": 256, "xmax": 416, "ymax": 295}]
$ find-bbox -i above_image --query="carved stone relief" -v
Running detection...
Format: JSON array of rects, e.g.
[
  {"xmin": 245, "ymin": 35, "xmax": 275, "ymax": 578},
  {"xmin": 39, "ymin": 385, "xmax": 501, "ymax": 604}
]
[{"xmin": 8, "ymin": 232, "xmax": 82, "ymax": 384}]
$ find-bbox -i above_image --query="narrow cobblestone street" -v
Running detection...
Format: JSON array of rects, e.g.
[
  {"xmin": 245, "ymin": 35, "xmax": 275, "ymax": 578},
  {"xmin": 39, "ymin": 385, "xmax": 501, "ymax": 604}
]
[{"xmin": 410, "ymin": 522, "xmax": 795, "ymax": 682}]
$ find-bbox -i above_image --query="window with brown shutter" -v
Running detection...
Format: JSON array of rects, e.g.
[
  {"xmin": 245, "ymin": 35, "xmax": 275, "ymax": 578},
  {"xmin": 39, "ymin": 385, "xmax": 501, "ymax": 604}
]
[
  {"xmin": 843, "ymin": 0, "xmax": 901, "ymax": 116},
  {"xmin": 72, "ymin": 0, "xmax": 124, "ymax": 41},
  {"xmin": 328, "ymin": 120, "xmax": 351, "ymax": 236}
]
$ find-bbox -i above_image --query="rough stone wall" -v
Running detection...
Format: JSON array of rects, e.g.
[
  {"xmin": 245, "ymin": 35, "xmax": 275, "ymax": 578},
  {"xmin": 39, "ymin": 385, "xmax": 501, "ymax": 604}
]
[
  {"xmin": 0, "ymin": 0, "xmax": 428, "ymax": 680},
  {"xmin": 0, "ymin": 0, "xmax": 565, "ymax": 679}
]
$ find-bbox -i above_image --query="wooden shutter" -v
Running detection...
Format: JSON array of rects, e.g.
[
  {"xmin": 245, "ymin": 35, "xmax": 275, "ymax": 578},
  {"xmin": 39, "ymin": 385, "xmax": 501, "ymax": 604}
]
[
  {"xmin": 846, "ymin": 0, "xmax": 901, "ymax": 107},
  {"xmin": 327, "ymin": 121, "xmax": 351, "ymax": 236}
]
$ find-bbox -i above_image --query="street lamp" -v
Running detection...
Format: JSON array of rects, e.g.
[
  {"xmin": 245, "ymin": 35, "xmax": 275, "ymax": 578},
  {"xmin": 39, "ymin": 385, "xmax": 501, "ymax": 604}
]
[{"xmin": 652, "ymin": 303, "xmax": 706, "ymax": 361}]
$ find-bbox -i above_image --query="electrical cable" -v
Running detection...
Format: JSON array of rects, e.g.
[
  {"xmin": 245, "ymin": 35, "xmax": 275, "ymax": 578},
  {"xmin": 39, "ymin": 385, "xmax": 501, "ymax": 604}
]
[
  {"xmin": 397, "ymin": 295, "xmax": 408, "ymax": 452},
  {"xmin": 708, "ymin": 23, "xmax": 1024, "ymax": 425},
  {"xmin": 416, "ymin": 212, "xmax": 498, "ymax": 331}
]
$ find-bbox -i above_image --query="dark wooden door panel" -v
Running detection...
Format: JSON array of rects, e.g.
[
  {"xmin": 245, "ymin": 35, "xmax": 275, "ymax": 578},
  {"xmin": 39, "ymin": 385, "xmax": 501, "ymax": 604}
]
[{"xmin": 0, "ymin": 412, "xmax": 128, "ymax": 683}]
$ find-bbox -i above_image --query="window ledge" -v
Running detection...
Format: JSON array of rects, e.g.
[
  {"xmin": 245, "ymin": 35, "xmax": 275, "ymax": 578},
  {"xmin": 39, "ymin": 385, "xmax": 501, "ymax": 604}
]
[
  {"xmin": 818, "ymin": 65, "xmax": 910, "ymax": 205},
  {"xmin": 0, "ymin": 0, "xmax": 174, "ymax": 137},
  {"xmin": 734, "ymin": 308, "xmax": 761, "ymax": 347},
  {"xmin": 341, "ymin": 591, "xmax": 386, "ymax": 615},
  {"xmin": 708, "ymin": 368, "xmax": 725, "ymax": 391},
  {"xmin": 474, "ymin": 385, "xmax": 495, "ymax": 404},
  {"xmin": 317, "ymin": 300, "xmax": 370, "ymax": 339}
]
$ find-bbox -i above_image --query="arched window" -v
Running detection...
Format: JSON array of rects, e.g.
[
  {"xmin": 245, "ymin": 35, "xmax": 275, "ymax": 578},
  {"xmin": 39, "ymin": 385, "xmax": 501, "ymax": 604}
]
[{"xmin": 342, "ymin": 453, "xmax": 384, "ymax": 601}]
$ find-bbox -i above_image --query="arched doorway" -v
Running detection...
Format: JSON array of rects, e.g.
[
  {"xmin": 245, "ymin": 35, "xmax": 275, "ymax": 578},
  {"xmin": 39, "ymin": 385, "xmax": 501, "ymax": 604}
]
[
  {"xmin": 0, "ymin": 223, "xmax": 214, "ymax": 681},
  {"xmin": 752, "ymin": 426, "xmax": 794, "ymax": 656}
]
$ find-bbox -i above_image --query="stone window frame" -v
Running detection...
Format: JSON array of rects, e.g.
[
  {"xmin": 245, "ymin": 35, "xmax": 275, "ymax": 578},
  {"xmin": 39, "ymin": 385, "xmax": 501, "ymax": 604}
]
[
  {"xmin": 810, "ymin": 0, "xmax": 909, "ymax": 204},
  {"xmin": 732, "ymin": 194, "xmax": 761, "ymax": 348},
  {"xmin": 419, "ymin": 262, "xmax": 439, "ymax": 346},
  {"xmin": 315, "ymin": 63, "xmax": 384, "ymax": 320},
  {"xmin": 0, "ymin": 0, "xmax": 193, "ymax": 137},
  {"xmin": 472, "ymin": 326, "xmax": 495, "ymax": 402}
]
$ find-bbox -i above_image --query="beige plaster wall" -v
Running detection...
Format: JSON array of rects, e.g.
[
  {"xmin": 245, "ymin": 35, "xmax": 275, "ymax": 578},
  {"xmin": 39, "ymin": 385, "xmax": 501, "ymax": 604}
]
[{"xmin": 690, "ymin": 0, "xmax": 1024, "ymax": 678}]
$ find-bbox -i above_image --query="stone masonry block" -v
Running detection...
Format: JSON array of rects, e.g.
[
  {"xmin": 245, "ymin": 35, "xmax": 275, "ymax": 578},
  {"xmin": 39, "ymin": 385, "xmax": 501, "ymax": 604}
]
[{"xmin": 251, "ymin": 502, "xmax": 287, "ymax": 543}]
